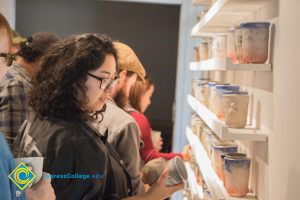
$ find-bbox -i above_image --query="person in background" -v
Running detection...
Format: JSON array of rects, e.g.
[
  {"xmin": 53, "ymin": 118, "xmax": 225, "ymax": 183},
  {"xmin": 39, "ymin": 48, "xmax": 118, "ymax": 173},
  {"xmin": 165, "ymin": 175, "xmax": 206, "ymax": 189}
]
[
  {"xmin": 128, "ymin": 77, "xmax": 191, "ymax": 163},
  {"xmin": 0, "ymin": 32, "xmax": 60, "ymax": 149},
  {"xmin": 113, "ymin": 43, "xmax": 145, "ymax": 110},
  {"xmin": 11, "ymin": 30, "xmax": 26, "ymax": 54},
  {"xmin": 0, "ymin": 13, "xmax": 56, "ymax": 200},
  {"xmin": 16, "ymin": 33, "xmax": 183, "ymax": 200},
  {"xmin": 0, "ymin": 132, "xmax": 56, "ymax": 200},
  {"xmin": 93, "ymin": 41, "xmax": 146, "ymax": 195},
  {"xmin": 0, "ymin": 12, "xmax": 13, "ymax": 78}
]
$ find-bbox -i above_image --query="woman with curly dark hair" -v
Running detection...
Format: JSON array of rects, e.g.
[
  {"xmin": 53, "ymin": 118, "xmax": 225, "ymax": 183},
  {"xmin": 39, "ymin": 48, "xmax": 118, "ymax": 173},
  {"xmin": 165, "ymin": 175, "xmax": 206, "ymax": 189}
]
[{"xmin": 15, "ymin": 33, "xmax": 182, "ymax": 200}]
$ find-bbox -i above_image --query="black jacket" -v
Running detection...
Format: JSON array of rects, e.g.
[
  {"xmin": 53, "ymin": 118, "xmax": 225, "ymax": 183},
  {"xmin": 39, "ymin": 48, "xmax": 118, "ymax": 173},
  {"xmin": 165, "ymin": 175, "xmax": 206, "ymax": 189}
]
[{"xmin": 14, "ymin": 114, "xmax": 133, "ymax": 200}]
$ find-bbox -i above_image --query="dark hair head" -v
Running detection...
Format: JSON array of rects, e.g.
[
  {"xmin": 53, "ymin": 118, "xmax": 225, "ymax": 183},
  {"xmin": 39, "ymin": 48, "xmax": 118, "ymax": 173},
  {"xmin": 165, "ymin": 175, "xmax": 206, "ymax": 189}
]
[
  {"xmin": 30, "ymin": 33, "xmax": 118, "ymax": 121},
  {"xmin": 129, "ymin": 76, "xmax": 153, "ymax": 112},
  {"xmin": 18, "ymin": 32, "xmax": 60, "ymax": 63}
]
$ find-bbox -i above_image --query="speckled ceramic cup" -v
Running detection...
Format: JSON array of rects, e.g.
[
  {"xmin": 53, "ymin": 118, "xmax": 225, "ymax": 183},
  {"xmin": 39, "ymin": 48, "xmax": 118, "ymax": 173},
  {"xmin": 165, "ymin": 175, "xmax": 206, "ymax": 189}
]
[
  {"xmin": 221, "ymin": 153, "xmax": 247, "ymax": 186},
  {"xmin": 212, "ymin": 144, "xmax": 238, "ymax": 180},
  {"xmin": 223, "ymin": 94, "xmax": 249, "ymax": 128},
  {"xmin": 165, "ymin": 156, "xmax": 188, "ymax": 186},
  {"xmin": 224, "ymin": 155, "xmax": 251, "ymax": 197},
  {"xmin": 141, "ymin": 156, "xmax": 188, "ymax": 186}
]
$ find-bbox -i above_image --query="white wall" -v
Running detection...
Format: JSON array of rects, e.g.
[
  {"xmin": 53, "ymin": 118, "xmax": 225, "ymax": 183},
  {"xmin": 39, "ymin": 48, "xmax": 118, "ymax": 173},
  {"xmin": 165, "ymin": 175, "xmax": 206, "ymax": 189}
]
[
  {"xmin": 173, "ymin": 0, "xmax": 203, "ymax": 153},
  {"xmin": 269, "ymin": 0, "xmax": 300, "ymax": 199},
  {"xmin": 0, "ymin": 0, "xmax": 16, "ymax": 29}
]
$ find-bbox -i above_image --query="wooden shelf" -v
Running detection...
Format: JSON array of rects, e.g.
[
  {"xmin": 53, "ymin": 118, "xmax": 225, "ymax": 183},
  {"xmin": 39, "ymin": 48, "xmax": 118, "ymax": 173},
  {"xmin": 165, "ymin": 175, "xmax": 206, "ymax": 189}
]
[
  {"xmin": 187, "ymin": 95, "xmax": 267, "ymax": 141},
  {"xmin": 186, "ymin": 126, "xmax": 257, "ymax": 200},
  {"xmin": 191, "ymin": 0, "xmax": 271, "ymax": 37},
  {"xmin": 190, "ymin": 58, "xmax": 272, "ymax": 71}
]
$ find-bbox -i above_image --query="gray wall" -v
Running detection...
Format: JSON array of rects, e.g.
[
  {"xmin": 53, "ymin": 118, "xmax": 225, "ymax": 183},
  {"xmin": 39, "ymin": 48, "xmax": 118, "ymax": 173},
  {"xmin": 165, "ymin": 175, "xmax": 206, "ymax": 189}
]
[{"xmin": 16, "ymin": 0, "xmax": 179, "ymax": 125}]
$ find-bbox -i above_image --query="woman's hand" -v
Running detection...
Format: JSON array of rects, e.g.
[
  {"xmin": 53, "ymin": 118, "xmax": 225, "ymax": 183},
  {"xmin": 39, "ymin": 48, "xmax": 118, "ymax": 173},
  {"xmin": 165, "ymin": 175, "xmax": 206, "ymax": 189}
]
[
  {"xmin": 153, "ymin": 137, "xmax": 163, "ymax": 151},
  {"xmin": 124, "ymin": 169, "xmax": 183, "ymax": 200},
  {"xmin": 26, "ymin": 173, "xmax": 55, "ymax": 200},
  {"xmin": 143, "ymin": 168, "xmax": 184, "ymax": 200},
  {"xmin": 181, "ymin": 145, "xmax": 191, "ymax": 161}
]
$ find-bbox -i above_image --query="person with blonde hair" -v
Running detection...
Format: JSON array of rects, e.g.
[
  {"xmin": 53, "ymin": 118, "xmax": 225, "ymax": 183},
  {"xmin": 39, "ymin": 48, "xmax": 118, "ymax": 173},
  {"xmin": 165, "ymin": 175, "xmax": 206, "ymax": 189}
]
[{"xmin": 128, "ymin": 77, "xmax": 190, "ymax": 163}]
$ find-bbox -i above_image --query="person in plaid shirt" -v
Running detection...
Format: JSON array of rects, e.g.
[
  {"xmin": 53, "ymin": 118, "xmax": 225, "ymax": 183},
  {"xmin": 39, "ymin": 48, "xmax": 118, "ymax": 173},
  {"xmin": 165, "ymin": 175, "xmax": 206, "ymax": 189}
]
[
  {"xmin": 0, "ymin": 13, "xmax": 13, "ymax": 78},
  {"xmin": 0, "ymin": 32, "xmax": 60, "ymax": 149}
]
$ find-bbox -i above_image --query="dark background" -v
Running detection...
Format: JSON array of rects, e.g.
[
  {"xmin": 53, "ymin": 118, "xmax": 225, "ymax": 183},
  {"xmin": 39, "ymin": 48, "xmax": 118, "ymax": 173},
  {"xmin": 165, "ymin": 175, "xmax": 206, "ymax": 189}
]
[{"xmin": 16, "ymin": 0, "xmax": 180, "ymax": 151}]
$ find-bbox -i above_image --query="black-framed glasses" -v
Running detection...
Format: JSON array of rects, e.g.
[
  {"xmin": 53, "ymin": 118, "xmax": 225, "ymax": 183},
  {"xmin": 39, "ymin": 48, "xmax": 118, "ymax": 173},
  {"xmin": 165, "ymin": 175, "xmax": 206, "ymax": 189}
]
[
  {"xmin": 0, "ymin": 52, "xmax": 16, "ymax": 66},
  {"xmin": 88, "ymin": 73, "xmax": 119, "ymax": 90}
]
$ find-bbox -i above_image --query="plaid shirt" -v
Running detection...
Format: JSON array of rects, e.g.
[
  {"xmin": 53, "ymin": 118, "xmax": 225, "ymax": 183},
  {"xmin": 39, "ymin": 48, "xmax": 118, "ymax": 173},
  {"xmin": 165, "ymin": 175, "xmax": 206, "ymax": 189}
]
[{"xmin": 0, "ymin": 63, "xmax": 32, "ymax": 150}]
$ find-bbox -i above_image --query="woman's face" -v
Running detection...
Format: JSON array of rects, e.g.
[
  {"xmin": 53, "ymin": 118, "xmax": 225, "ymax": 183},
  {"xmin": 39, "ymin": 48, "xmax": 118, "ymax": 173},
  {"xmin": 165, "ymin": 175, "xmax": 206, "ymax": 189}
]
[
  {"xmin": 0, "ymin": 28, "xmax": 11, "ymax": 65},
  {"xmin": 140, "ymin": 84, "xmax": 154, "ymax": 113},
  {"xmin": 85, "ymin": 54, "xmax": 117, "ymax": 111}
]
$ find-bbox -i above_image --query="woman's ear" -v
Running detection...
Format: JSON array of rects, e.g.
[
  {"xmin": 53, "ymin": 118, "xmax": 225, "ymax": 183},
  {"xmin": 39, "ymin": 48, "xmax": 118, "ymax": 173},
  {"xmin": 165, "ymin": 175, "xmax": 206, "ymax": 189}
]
[{"xmin": 119, "ymin": 69, "xmax": 127, "ymax": 81}]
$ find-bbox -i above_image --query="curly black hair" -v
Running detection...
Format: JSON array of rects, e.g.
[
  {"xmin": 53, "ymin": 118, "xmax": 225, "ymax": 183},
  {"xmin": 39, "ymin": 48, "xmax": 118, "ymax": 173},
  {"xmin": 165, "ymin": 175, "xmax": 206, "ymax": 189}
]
[
  {"xmin": 18, "ymin": 32, "xmax": 60, "ymax": 63},
  {"xmin": 29, "ymin": 33, "xmax": 118, "ymax": 121}
]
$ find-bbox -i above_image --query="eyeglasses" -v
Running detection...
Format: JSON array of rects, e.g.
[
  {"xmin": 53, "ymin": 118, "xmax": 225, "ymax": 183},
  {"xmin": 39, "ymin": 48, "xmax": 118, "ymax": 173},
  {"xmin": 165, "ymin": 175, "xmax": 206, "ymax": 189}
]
[
  {"xmin": 88, "ymin": 73, "xmax": 119, "ymax": 90},
  {"xmin": 0, "ymin": 53, "xmax": 16, "ymax": 66}
]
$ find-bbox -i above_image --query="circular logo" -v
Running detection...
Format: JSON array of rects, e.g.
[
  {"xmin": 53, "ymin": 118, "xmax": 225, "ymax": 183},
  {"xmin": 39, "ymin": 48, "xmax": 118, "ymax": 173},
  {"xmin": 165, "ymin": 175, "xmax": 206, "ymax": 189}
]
[{"xmin": 13, "ymin": 167, "xmax": 31, "ymax": 185}]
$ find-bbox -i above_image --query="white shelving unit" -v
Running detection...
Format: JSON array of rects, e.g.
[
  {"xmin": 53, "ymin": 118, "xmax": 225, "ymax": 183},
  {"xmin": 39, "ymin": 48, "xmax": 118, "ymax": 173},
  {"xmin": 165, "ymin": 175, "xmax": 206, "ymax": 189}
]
[
  {"xmin": 190, "ymin": 58, "xmax": 272, "ymax": 71},
  {"xmin": 191, "ymin": 0, "xmax": 271, "ymax": 36},
  {"xmin": 186, "ymin": 126, "xmax": 257, "ymax": 200},
  {"xmin": 185, "ymin": 162, "xmax": 205, "ymax": 200},
  {"xmin": 182, "ymin": 1, "xmax": 277, "ymax": 200},
  {"xmin": 187, "ymin": 94, "xmax": 267, "ymax": 141}
]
